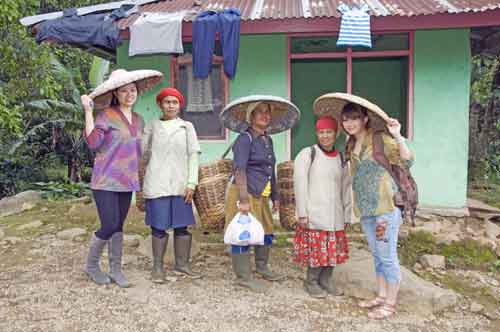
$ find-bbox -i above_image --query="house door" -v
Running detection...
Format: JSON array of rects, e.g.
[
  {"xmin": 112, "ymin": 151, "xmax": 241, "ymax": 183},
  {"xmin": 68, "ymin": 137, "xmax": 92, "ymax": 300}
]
[{"xmin": 291, "ymin": 59, "xmax": 346, "ymax": 158}]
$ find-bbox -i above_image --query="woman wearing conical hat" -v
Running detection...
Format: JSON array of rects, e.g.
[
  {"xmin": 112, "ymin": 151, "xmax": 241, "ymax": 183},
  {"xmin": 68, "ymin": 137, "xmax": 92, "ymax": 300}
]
[
  {"xmin": 220, "ymin": 95, "xmax": 300, "ymax": 292},
  {"xmin": 81, "ymin": 69, "xmax": 162, "ymax": 287},
  {"xmin": 314, "ymin": 93, "xmax": 415, "ymax": 319}
]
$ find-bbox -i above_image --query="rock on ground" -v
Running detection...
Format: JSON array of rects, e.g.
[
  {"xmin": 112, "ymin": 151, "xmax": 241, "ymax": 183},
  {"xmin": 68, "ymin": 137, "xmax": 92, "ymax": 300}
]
[
  {"xmin": 123, "ymin": 234, "xmax": 142, "ymax": 248},
  {"xmin": 334, "ymin": 248, "xmax": 458, "ymax": 315},
  {"xmin": 137, "ymin": 233, "xmax": 201, "ymax": 265},
  {"xmin": 0, "ymin": 191, "xmax": 42, "ymax": 218},
  {"xmin": 56, "ymin": 228, "xmax": 87, "ymax": 241},
  {"xmin": 16, "ymin": 220, "xmax": 43, "ymax": 231},
  {"xmin": 419, "ymin": 254, "xmax": 446, "ymax": 269}
]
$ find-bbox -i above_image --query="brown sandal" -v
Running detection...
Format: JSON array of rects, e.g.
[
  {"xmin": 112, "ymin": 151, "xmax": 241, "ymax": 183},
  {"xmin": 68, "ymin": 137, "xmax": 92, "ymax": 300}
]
[
  {"xmin": 358, "ymin": 297, "xmax": 386, "ymax": 309},
  {"xmin": 368, "ymin": 303, "xmax": 396, "ymax": 319}
]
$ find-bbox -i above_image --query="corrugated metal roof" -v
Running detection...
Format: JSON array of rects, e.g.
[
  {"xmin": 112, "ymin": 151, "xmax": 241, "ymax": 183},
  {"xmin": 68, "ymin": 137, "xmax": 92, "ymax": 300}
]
[{"xmin": 116, "ymin": 0, "xmax": 500, "ymax": 28}]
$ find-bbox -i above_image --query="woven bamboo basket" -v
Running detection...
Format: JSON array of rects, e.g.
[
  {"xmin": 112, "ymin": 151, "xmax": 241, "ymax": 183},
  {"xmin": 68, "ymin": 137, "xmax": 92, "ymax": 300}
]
[
  {"xmin": 277, "ymin": 161, "xmax": 297, "ymax": 230},
  {"xmin": 194, "ymin": 159, "xmax": 233, "ymax": 231}
]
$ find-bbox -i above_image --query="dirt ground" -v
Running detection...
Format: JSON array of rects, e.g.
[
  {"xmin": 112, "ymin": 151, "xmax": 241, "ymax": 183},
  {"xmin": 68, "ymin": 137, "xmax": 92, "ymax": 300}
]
[{"xmin": 0, "ymin": 199, "xmax": 498, "ymax": 332}]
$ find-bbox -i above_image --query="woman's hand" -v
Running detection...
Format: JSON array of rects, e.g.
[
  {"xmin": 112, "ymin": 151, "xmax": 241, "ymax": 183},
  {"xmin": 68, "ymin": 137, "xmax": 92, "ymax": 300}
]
[
  {"xmin": 81, "ymin": 95, "xmax": 94, "ymax": 113},
  {"xmin": 297, "ymin": 217, "xmax": 308, "ymax": 227},
  {"xmin": 184, "ymin": 188, "xmax": 194, "ymax": 203},
  {"xmin": 238, "ymin": 201, "xmax": 250, "ymax": 214},
  {"xmin": 386, "ymin": 118, "xmax": 402, "ymax": 138},
  {"xmin": 272, "ymin": 200, "xmax": 279, "ymax": 213}
]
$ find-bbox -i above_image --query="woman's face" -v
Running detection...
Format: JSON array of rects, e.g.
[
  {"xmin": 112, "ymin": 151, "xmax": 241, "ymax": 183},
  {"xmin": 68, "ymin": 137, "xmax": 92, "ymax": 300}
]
[
  {"xmin": 115, "ymin": 83, "xmax": 137, "ymax": 108},
  {"xmin": 316, "ymin": 128, "xmax": 337, "ymax": 150},
  {"xmin": 251, "ymin": 104, "xmax": 272, "ymax": 130},
  {"xmin": 342, "ymin": 115, "xmax": 368, "ymax": 136},
  {"xmin": 159, "ymin": 95, "xmax": 181, "ymax": 120}
]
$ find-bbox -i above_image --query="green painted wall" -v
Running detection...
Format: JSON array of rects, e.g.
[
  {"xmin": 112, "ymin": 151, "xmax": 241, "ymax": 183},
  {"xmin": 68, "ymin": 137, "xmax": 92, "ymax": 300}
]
[
  {"xmin": 117, "ymin": 35, "xmax": 289, "ymax": 164},
  {"xmin": 413, "ymin": 29, "xmax": 470, "ymax": 208}
]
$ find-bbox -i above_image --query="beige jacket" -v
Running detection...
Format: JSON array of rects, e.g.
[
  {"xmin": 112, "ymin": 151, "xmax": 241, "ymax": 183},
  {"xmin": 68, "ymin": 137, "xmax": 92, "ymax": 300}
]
[
  {"xmin": 142, "ymin": 118, "xmax": 200, "ymax": 199},
  {"xmin": 293, "ymin": 145, "xmax": 352, "ymax": 231}
]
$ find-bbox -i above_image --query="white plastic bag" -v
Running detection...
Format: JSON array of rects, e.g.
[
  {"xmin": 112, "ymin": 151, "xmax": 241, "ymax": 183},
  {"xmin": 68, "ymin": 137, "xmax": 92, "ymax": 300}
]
[{"xmin": 224, "ymin": 212, "xmax": 265, "ymax": 246}]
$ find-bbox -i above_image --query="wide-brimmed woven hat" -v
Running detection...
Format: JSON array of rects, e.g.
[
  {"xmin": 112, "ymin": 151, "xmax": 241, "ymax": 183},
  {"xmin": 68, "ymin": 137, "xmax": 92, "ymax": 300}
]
[
  {"xmin": 89, "ymin": 69, "xmax": 163, "ymax": 109},
  {"xmin": 220, "ymin": 95, "xmax": 300, "ymax": 134},
  {"xmin": 313, "ymin": 92, "xmax": 390, "ymax": 131}
]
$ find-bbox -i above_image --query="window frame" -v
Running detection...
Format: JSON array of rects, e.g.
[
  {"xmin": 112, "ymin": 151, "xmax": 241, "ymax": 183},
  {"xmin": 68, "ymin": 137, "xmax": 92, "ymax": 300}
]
[
  {"xmin": 170, "ymin": 54, "xmax": 230, "ymax": 142},
  {"xmin": 287, "ymin": 31, "xmax": 415, "ymax": 139}
]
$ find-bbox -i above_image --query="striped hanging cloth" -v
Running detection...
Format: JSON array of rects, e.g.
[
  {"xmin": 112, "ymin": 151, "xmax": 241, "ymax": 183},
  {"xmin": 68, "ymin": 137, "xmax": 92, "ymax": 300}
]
[{"xmin": 336, "ymin": 4, "xmax": 372, "ymax": 48}]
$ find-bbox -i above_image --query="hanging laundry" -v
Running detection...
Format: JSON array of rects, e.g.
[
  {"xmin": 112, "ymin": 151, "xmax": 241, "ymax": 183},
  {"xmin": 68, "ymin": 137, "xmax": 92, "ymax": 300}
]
[
  {"xmin": 336, "ymin": 4, "xmax": 372, "ymax": 48},
  {"xmin": 36, "ymin": 7, "xmax": 129, "ymax": 51},
  {"xmin": 192, "ymin": 8, "xmax": 240, "ymax": 79},
  {"xmin": 129, "ymin": 11, "xmax": 186, "ymax": 56},
  {"xmin": 185, "ymin": 62, "xmax": 214, "ymax": 113}
]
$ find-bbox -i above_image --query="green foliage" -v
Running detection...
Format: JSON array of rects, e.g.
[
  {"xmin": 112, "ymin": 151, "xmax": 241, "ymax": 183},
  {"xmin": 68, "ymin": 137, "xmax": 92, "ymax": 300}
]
[
  {"xmin": 31, "ymin": 181, "xmax": 90, "ymax": 200},
  {"xmin": 399, "ymin": 231, "xmax": 439, "ymax": 267},
  {"xmin": 471, "ymin": 55, "xmax": 498, "ymax": 107}
]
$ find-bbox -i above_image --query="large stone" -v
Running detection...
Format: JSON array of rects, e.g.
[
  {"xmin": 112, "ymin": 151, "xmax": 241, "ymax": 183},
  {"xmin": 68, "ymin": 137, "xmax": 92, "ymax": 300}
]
[
  {"xmin": 17, "ymin": 220, "xmax": 43, "ymax": 231},
  {"xmin": 137, "ymin": 233, "xmax": 201, "ymax": 265},
  {"xmin": 470, "ymin": 302, "xmax": 484, "ymax": 313},
  {"xmin": 410, "ymin": 221, "xmax": 442, "ymax": 235},
  {"xmin": 0, "ymin": 229, "xmax": 4, "ymax": 239},
  {"xmin": 334, "ymin": 248, "xmax": 458, "ymax": 315},
  {"xmin": 0, "ymin": 191, "xmax": 42, "ymax": 218},
  {"xmin": 56, "ymin": 228, "xmax": 87, "ymax": 241},
  {"xmin": 420, "ymin": 254, "xmax": 446, "ymax": 269},
  {"xmin": 496, "ymin": 244, "xmax": 500, "ymax": 258},
  {"xmin": 484, "ymin": 220, "xmax": 500, "ymax": 240}
]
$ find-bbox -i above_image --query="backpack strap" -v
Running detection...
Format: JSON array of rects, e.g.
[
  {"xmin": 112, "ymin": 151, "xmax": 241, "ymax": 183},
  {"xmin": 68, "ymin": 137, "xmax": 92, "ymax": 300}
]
[{"xmin": 372, "ymin": 131, "xmax": 397, "ymax": 182}]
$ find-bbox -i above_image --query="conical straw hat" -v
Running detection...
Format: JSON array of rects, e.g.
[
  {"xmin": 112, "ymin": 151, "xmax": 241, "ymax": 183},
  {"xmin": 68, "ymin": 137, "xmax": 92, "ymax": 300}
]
[
  {"xmin": 220, "ymin": 95, "xmax": 301, "ymax": 135},
  {"xmin": 89, "ymin": 69, "xmax": 163, "ymax": 109},
  {"xmin": 313, "ymin": 92, "xmax": 390, "ymax": 131}
]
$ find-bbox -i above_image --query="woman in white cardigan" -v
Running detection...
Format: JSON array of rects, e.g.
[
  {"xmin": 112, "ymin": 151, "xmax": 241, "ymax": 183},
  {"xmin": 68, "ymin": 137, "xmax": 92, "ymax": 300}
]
[{"xmin": 293, "ymin": 116, "xmax": 352, "ymax": 298}]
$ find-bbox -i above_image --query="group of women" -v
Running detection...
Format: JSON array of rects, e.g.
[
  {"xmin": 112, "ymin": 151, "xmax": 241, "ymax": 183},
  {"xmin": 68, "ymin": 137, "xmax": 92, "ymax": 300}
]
[{"xmin": 81, "ymin": 69, "xmax": 414, "ymax": 320}]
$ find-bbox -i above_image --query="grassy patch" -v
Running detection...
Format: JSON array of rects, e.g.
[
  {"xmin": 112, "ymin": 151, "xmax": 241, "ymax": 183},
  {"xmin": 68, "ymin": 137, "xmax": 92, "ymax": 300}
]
[
  {"xmin": 399, "ymin": 231, "xmax": 499, "ymax": 272},
  {"xmin": 468, "ymin": 182, "xmax": 500, "ymax": 209}
]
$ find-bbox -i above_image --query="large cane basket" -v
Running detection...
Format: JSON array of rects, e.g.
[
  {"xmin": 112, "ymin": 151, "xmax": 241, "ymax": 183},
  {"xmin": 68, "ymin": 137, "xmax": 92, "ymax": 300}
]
[
  {"xmin": 277, "ymin": 161, "xmax": 297, "ymax": 230},
  {"xmin": 193, "ymin": 159, "xmax": 233, "ymax": 231}
]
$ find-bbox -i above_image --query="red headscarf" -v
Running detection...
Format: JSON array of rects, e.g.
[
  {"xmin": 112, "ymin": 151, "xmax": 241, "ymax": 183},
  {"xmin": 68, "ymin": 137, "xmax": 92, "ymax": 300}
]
[
  {"xmin": 156, "ymin": 87, "xmax": 185, "ymax": 108},
  {"xmin": 315, "ymin": 116, "xmax": 338, "ymax": 132}
]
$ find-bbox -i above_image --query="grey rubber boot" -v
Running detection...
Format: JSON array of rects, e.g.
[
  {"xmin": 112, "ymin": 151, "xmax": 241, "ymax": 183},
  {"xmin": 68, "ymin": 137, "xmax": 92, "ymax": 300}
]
[
  {"xmin": 173, "ymin": 234, "xmax": 201, "ymax": 279},
  {"xmin": 319, "ymin": 267, "xmax": 344, "ymax": 296},
  {"xmin": 232, "ymin": 252, "xmax": 268, "ymax": 293},
  {"xmin": 84, "ymin": 234, "xmax": 111, "ymax": 285},
  {"xmin": 151, "ymin": 234, "xmax": 168, "ymax": 284},
  {"xmin": 108, "ymin": 232, "xmax": 130, "ymax": 288},
  {"xmin": 255, "ymin": 245, "xmax": 285, "ymax": 281},
  {"xmin": 304, "ymin": 267, "xmax": 327, "ymax": 298}
]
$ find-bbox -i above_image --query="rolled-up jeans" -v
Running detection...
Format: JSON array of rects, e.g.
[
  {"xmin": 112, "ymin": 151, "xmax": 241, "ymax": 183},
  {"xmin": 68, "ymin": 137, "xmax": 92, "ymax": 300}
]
[{"xmin": 360, "ymin": 208, "xmax": 402, "ymax": 285}]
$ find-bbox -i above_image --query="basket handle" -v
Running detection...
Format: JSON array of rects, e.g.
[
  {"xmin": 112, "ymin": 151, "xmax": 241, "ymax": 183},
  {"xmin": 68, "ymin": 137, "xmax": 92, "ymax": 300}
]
[{"xmin": 221, "ymin": 139, "xmax": 237, "ymax": 159}]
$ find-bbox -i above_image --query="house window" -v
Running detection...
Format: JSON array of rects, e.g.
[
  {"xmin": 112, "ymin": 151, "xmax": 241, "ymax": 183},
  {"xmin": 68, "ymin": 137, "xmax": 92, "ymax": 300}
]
[
  {"xmin": 171, "ymin": 44, "xmax": 228, "ymax": 140},
  {"xmin": 289, "ymin": 32, "xmax": 414, "ymax": 138}
]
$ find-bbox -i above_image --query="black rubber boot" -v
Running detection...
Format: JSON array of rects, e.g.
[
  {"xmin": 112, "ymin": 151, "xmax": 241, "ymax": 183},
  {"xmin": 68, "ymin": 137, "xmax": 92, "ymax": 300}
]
[{"xmin": 151, "ymin": 234, "xmax": 168, "ymax": 284}]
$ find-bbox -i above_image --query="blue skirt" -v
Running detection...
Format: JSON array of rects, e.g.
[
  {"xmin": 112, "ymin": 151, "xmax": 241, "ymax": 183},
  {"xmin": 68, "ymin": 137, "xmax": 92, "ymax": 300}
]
[{"xmin": 145, "ymin": 196, "xmax": 196, "ymax": 231}]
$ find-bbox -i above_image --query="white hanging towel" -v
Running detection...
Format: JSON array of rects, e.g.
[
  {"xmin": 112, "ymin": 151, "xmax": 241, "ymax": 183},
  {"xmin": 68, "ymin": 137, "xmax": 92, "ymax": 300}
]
[
  {"xmin": 336, "ymin": 4, "xmax": 372, "ymax": 48},
  {"xmin": 129, "ymin": 11, "xmax": 186, "ymax": 56}
]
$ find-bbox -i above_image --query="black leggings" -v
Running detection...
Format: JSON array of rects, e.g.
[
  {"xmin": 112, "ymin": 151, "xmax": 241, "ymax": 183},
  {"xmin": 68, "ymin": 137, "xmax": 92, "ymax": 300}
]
[
  {"xmin": 151, "ymin": 226, "xmax": 190, "ymax": 239},
  {"xmin": 92, "ymin": 190, "xmax": 132, "ymax": 240}
]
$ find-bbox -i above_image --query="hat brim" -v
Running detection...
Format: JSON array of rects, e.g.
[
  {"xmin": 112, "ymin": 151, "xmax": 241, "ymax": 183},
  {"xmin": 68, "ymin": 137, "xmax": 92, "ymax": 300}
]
[
  {"xmin": 89, "ymin": 70, "xmax": 163, "ymax": 109},
  {"xmin": 313, "ymin": 93, "xmax": 390, "ymax": 131},
  {"xmin": 220, "ymin": 95, "xmax": 301, "ymax": 134}
]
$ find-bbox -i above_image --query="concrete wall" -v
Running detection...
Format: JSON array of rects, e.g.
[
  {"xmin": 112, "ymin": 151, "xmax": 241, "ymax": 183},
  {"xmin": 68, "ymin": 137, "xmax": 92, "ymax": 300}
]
[{"xmin": 413, "ymin": 29, "xmax": 471, "ymax": 208}]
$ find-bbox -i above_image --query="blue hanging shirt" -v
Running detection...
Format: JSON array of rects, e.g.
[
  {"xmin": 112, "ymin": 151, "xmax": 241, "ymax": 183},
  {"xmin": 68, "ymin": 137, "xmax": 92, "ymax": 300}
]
[{"xmin": 336, "ymin": 4, "xmax": 372, "ymax": 48}]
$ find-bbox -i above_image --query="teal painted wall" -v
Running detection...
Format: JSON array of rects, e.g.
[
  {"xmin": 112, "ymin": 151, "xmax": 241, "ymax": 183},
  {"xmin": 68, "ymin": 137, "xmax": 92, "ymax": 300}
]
[
  {"xmin": 413, "ymin": 29, "xmax": 470, "ymax": 208},
  {"xmin": 117, "ymin": 35, "xmax": 289, "ymax": 164}
]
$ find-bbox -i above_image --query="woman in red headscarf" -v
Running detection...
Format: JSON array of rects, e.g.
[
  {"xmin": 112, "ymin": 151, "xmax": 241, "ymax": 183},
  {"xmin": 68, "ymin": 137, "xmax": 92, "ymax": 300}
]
[
  {"xmin": 140, "ymin": 87, "xmax": 201, "ymax": 284},
  {"xmin": 293, "ymin": 116, "xmax": 352, "ymax": 298}
]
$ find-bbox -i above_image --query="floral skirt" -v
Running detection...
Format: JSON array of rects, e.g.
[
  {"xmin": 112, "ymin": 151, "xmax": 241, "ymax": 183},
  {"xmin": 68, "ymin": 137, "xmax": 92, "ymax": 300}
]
[{"xmin": 293, "ymin": 225, "xmax": 349, "ymax": 267}]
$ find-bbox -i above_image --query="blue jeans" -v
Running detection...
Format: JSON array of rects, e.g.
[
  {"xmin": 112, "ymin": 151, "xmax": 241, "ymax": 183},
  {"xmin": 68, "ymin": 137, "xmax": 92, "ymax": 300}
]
[{"xmin": 360, "ymin": 208, "xmax": 402, "ymax": 285}]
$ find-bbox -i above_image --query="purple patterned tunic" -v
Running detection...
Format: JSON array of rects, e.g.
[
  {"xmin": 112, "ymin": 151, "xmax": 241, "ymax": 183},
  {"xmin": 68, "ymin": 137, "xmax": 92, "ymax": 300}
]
[{"xmin": 85, "ymin": 107, "xmax": 144, "ymax": 192}]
